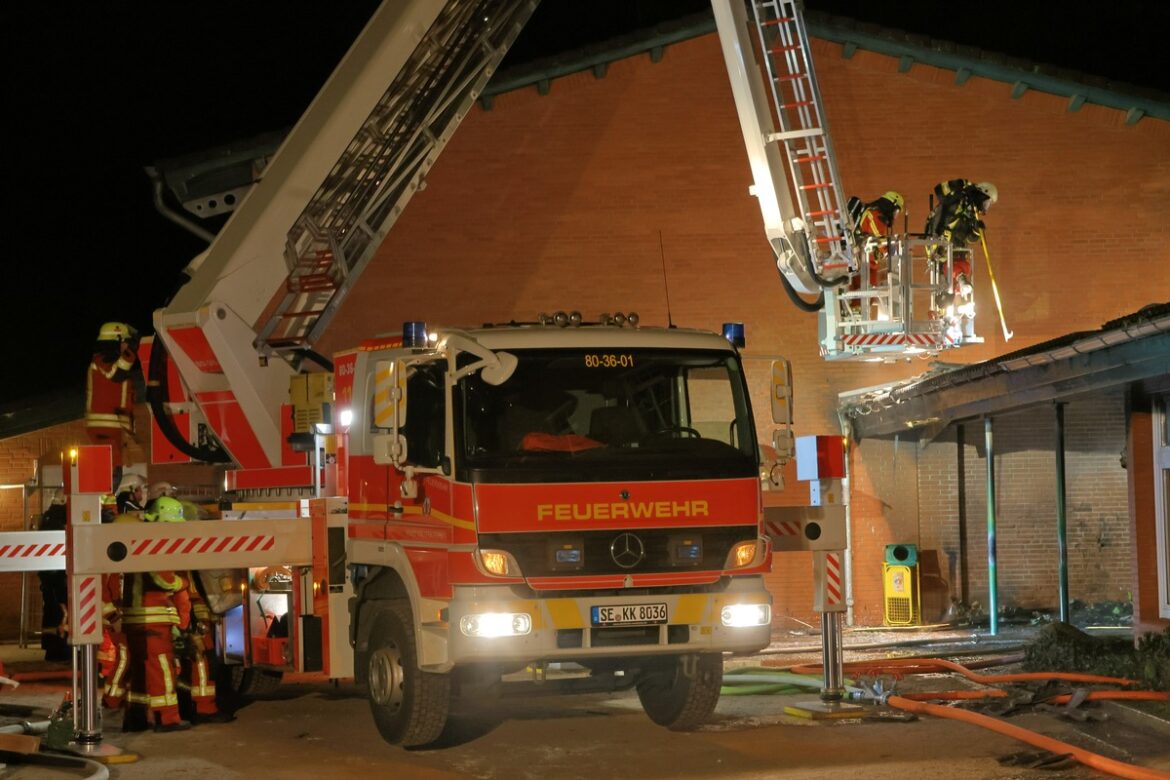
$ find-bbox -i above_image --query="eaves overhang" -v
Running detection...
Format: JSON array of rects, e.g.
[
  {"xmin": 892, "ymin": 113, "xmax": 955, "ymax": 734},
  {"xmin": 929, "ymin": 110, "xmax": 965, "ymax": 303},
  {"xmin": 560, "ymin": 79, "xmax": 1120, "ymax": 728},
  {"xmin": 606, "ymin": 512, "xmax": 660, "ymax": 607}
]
[{"xmin": 840, "ymin": 303, "xmax": 1170, "ymax": 440}]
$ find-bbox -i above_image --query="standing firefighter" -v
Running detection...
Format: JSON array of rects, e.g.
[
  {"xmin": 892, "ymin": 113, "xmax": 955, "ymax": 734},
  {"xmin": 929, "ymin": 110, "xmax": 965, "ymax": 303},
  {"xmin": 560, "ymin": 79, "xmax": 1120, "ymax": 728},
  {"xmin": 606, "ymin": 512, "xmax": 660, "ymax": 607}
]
[
  {"xmin": 175, "ymin": 573, "xmax": 233, "ymax": 723},
  {"xmin": 120, "ymin": 497, "xmax": 190, "ymax": 732},
  {"xmin": 846, "ymin": 191, "xmax": 903, "ymax": 318},
  {"xmin": 86, "ymin": 322, "xmax": 140, "ymax": 489},
  {"xmin": 925, "ymin": 179, "xmax": 997, "ymax": 339}
]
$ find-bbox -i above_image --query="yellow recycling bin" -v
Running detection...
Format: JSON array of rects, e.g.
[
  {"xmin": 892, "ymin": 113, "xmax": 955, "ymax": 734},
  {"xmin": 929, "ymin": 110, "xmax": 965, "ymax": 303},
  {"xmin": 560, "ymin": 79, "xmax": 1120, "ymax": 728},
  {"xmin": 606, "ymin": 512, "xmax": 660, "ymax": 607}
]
[{"xmin": 882, "ymin": 544, "xmax": 920, "ymax": 626}]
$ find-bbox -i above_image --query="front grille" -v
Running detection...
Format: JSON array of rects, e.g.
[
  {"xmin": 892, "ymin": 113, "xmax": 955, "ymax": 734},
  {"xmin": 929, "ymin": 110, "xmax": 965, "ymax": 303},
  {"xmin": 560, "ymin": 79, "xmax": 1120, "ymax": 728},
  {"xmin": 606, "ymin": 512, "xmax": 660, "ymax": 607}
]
[
  {"xmin": 557, "ymin": 624, "xmax": 690, "ymax": 649},
  {"xmin": 479, "ymin": 527, "xmax": 755, "ymax": 577}
]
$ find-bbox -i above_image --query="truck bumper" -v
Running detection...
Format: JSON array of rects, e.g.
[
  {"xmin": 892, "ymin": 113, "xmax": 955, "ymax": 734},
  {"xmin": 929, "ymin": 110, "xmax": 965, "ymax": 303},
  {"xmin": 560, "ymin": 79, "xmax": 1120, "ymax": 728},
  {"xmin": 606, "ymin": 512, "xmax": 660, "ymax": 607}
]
[{"xmin": 445, "ymin": 576, "xmax": 771, "ymax": 665}]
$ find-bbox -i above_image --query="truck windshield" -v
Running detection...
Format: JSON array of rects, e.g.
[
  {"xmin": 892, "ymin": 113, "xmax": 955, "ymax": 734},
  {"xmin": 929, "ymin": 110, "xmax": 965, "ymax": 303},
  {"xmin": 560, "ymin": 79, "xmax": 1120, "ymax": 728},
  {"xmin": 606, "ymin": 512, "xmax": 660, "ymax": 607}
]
[{"xmin": 457, "ymin": 348, "xmax": 757, "ymax": 483}]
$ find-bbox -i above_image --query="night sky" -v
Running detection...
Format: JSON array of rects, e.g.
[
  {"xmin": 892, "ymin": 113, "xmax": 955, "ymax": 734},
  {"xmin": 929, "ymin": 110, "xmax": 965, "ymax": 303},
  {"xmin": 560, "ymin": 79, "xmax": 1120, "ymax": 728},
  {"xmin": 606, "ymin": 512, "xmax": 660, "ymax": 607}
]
[{"xmin": 4, "ymin": 1, "xmax": 1167, "ymax": 405}]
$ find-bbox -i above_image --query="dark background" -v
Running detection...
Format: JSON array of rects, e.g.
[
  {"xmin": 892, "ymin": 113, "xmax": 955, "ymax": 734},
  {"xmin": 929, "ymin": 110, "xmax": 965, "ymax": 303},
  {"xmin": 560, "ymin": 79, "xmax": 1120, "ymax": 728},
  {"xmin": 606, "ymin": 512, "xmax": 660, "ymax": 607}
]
[{"xmin": 4, "ymin": 0, "xmax": 1167, "ymax": 404}]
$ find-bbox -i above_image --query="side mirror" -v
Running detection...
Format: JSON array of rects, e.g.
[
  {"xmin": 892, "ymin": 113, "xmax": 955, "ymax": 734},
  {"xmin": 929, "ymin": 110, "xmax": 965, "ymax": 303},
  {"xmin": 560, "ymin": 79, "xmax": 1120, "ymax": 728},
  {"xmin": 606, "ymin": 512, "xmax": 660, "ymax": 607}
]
[
  {"xmin": 770, "ymin": 359, "xmax": 793, "ymax": 425},
  {"xmin": 372, "ymin": 359, "xmax": 408, "ymax": 466},
  {"xmin": 374, "ymin": 359, "xmax": 408, "ymax": 429},
  {"xmin": 373, "ymin": 433, "xmax": 408, "ymax": 466}
]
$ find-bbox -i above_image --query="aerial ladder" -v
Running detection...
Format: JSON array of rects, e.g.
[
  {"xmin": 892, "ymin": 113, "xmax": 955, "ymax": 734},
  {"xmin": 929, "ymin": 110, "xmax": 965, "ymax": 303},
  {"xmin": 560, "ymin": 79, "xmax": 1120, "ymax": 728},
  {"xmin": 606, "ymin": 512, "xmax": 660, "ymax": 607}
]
[
  {"xmin": 712, "ymin": 0, "xmax": 973, "ymax": 360},
  {"xmin": 151, "ymin": 0, "xmax": 538, "ymax": 484}
]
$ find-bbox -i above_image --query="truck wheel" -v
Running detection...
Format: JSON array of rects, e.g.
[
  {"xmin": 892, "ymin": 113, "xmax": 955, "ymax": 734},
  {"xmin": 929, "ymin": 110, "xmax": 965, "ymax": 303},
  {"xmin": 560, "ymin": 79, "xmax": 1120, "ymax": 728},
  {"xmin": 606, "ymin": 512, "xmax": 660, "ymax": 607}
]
[
  {"xmin": 366, "ymin": 600, "xmax": 450, "ymax": 747},
  {"xmin": 228, "ymin": 666, "xmax": 284, "ymax": 698},
  {"xmin": 636, "ymin": 653, "xmax": 723, "ymax": 731}
]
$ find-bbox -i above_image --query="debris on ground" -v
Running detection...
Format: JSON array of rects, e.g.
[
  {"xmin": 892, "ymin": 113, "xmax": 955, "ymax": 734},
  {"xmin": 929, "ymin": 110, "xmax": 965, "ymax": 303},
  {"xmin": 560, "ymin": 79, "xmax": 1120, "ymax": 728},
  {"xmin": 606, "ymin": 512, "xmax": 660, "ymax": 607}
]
[{"xmin": 1023, "ymin": 623, "xmax": 1170, "ymax": 692}]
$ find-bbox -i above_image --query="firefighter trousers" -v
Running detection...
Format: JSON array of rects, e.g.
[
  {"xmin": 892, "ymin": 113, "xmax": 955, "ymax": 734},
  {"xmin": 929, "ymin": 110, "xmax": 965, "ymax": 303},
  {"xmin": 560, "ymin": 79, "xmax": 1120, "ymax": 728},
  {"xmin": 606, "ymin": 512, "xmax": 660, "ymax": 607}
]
[{"xmin": 123, "ymin": 624, "xmax": 182, "ymax": 726}]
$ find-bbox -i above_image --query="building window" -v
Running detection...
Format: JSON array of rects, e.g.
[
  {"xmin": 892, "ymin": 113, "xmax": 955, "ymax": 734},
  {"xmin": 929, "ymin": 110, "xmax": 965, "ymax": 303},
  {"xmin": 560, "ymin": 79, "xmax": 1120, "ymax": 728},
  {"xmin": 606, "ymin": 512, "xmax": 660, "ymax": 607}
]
[{"xmin": 1155, "ymin": 395, "xmax": 1170, "ymax": 619}]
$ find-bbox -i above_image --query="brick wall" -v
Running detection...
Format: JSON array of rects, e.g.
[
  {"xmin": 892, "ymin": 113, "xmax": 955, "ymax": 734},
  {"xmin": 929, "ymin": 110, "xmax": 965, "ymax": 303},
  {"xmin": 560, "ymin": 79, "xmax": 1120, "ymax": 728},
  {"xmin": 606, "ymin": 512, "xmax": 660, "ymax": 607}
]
[{"xmin": 917, "ymin": 392, "xmax": 1133, "ymax": 619}]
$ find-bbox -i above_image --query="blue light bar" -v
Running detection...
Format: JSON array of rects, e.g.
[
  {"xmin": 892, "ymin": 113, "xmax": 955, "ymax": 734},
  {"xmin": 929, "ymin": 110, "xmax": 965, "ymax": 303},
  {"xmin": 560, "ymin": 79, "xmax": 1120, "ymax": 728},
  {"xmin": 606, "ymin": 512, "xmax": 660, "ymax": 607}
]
[
  {"xmin": 403, "ymin": 321, "xmax": 428, "ymax": 348},
  {"xmin": 722, "ymin": 322, "xmax": 745, "ymax": 348}
]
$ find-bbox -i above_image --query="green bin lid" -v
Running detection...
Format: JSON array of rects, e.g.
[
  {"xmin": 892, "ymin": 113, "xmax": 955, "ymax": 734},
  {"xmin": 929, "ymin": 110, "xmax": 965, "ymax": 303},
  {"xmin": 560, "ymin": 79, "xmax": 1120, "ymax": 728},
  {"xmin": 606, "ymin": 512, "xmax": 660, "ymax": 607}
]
[{"xmin": 884, "ymin": 543, "xmax": 917, "ymax": 567}]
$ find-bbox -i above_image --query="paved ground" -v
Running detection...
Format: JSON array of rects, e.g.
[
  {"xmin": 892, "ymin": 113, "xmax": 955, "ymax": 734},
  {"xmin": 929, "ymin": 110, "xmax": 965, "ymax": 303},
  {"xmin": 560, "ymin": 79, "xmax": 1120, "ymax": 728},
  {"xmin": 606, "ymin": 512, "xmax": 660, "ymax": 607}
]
[{"xmin": 2, "ymin": 627, "xmax": 1168, "ymax": 779}]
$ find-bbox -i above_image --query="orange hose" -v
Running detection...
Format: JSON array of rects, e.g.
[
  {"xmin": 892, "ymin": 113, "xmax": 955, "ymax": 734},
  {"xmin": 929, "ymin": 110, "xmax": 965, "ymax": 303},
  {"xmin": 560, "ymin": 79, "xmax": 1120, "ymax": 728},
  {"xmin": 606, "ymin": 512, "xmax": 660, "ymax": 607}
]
[
  {"xmin": 790, "ymin": 657, "xmax": 1137, "ymax": 687},
  {"xmin": 8, "ymin": 671, "xmax": 73, "ymax": 683},
  {"xmin": 899, "ymin": 689, "xmax": 1169, "ymax": 703},
  {"xmin": 888, "ymin": 695, "xmax": 1170, "ymax": 780}
]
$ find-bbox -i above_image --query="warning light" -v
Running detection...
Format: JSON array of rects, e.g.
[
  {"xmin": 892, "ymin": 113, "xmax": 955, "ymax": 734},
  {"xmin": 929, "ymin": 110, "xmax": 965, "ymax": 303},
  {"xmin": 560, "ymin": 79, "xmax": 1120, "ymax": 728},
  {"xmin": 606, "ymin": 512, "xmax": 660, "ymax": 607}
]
[
  {"xmin": 722, "ymin": 322, "xmax": 746, "ymax": 348},
  {"xmin": 69, "ymin": 448, "xmax": 78, "ymax": 462}
]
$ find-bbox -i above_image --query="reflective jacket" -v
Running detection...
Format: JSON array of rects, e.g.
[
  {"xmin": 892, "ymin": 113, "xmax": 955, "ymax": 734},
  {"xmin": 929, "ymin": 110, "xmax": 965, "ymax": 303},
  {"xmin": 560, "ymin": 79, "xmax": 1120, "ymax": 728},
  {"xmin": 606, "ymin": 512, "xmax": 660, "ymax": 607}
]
[
  {"xmin": 86, "ymin": 348, "xmax": 136, "ymax": 431},
  {"xmin": 119, "ymin": 571, "xmax": 184, "ymax": 627}
]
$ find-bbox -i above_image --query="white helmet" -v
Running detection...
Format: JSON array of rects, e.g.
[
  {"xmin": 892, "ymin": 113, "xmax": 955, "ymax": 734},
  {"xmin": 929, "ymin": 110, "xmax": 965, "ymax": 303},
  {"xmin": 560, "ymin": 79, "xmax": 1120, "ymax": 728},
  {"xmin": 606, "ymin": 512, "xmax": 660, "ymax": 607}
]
[
  {"xmin": 148, "ymin": 481, "xmax": 177, "ymax": 500},
  {"xmin": 974, "ymin": 182, "xmax": 998, "ymax": 209},
  {"xmin": 117, "ymin": 473, "xmax": 147, "ymax": 494}
]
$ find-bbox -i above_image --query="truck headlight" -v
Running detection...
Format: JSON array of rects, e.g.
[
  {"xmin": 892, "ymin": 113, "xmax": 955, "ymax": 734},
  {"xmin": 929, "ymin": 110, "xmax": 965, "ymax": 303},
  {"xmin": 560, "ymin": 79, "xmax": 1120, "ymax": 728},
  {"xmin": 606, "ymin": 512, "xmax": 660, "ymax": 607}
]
[
  {"xmin": 721, "ymin": 603, "xmax": 771, "ymax": 628},
  {"xmin": 459, "ymin": 612, "xmax": 532, "ymax": 638}
]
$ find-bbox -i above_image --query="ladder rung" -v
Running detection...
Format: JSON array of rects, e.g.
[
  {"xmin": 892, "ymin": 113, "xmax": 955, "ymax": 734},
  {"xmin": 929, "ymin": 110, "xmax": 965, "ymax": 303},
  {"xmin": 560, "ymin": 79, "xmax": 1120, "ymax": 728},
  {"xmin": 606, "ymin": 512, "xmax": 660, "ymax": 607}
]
[
  {"xmin": 815, "ymin": 236, "xmax": 846, "ymax": 244},
  {"xmin": 806, "ymin": 209, "xmax": 838, "ymax": 218},
  {"xmin": 768, "ymin": 44, "xmax": 801, "ymax": 53},
  {"xmin": 279, "ymin": 308, "xmax": 327, "ymax": 319},
  {"xmin": 779, "ymin": 100, "xmax": 814, "ymax": 109},
  {"xmin": 792, "ymin": 153, "xmax": 826, "ymax": 163},
  {"xmin": 769, "ymin": 128, "xmax": 823, "ymax": 142},
  {"xmin": 761, "ymin": 17, "xmax": 795, "ymax": 25},
  {"xmin": 773, "ymin": 72, "xmax": 806, "ymax": 81},
  {"xmin": 799, "ymin": 182, "xmax": 832, "ymax": 191}
]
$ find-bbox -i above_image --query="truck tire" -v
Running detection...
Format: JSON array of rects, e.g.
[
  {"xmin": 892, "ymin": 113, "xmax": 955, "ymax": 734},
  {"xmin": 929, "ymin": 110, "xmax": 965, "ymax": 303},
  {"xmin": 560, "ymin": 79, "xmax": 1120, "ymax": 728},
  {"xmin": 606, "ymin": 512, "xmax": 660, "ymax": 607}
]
[
  {"xmin": 228, "ymin": 666, "xmax": 284, "ymax": 698},
  {"xmin": 636, "ymin": 653, "xmax": 723, "ymax": 731},
  {"xmin": 366, "ymin": 600, "xmax": 450, "ymax": 747}
]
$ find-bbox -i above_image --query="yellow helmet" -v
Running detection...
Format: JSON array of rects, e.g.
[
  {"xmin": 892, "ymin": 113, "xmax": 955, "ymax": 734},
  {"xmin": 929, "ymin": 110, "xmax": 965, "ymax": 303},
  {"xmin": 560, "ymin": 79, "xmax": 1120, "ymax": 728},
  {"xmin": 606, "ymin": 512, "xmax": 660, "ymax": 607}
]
[
  {"xmin": 145, "ymin": 496, "xmax": 185, "ymax": 523},
  {"xmin": 98, "ymin": 322, "xmax": 135, "ymax": 342},
  {"xmin": 881, "ymin": 191, "xmax": 904, "ymax": 211}
]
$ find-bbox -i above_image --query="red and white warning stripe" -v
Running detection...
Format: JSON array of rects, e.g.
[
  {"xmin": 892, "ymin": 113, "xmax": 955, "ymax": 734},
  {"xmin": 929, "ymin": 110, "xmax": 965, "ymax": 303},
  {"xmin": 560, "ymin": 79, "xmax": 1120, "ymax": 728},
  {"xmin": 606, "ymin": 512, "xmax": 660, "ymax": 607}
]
[
  {"xmin": 128, "ymin": 533, "xmax": 276, "ymax": 559},
  {"xmin": 765, "ymin": 519, "xmax": 801, "ymax": 538},
  {"xmin": 71, "ymin": 575, "xmax": 101, "ymax": 642},
  {"xmin": 841, "ymin": 333, "xmax": 940, "ymax": 347},
  {"xmin": 0, "ymin": 532, "xmax": 67, "ymax": 572},
  {"xmin": 824, "ymin": 551, "xmax": 843, "ymax": 606}
]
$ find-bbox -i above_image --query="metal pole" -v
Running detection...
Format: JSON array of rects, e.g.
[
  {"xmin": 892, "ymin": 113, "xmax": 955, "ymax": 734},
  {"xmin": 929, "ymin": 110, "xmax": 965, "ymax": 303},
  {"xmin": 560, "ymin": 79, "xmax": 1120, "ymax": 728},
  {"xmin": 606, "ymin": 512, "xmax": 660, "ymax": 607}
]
[
  {"xmin": 73, "ymin": 644, "xmax": 102, "ymax": 744},
  {"xmin": 820, "ymin": 612, "xmax": 844, "ymax": 702},
  {"xmin": 20, "ymin": 483, "xmax": 31, "ymax": 648},
  {"xmin": 957, "ymin": 424, "xmax": 970, "ymax": 604},
  {"xmin": 1055, "ymin": 403, "xmax": 1070, "ymax": 623},
  {"xmin": 984, "ymin": 417, "xmax": 999, "ymax": 636}
]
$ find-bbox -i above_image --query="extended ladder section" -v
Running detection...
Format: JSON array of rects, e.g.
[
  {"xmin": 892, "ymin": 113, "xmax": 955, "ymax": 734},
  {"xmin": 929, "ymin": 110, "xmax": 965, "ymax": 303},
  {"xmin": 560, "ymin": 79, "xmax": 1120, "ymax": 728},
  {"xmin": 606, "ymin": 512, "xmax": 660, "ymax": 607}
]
[
  {"xmin": 749, "ymin": 0, "xmax": 853, "ymax": 279},
  {"xmin": 255, "ymin": 0, "xmax": 539, "ymax": 356},
  {"xmin": 156, "ymin": 0, "xmax": 538, "ymax": 473},
  {"xmin": 713, "ymin": 0, "xmax": 976, "ymax": 360}
]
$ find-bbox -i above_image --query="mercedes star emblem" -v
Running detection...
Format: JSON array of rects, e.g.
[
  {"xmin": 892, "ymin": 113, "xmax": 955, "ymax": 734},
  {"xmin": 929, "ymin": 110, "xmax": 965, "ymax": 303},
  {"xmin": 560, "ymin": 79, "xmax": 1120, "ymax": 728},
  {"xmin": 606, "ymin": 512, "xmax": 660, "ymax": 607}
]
[{"xmin": 610, "ymin": 532, "xmax": 645, "ymax": 569}]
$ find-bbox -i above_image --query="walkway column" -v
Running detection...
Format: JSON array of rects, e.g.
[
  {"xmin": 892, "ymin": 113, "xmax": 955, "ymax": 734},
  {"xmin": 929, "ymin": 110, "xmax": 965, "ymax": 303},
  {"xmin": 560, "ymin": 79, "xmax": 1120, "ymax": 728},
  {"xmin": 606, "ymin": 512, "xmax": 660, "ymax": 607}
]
[
  {"xmin": 1055, "ymin": 403, "xmax": 1070, "ymax": 623},
  {"xmin": 984, "ymin": 417, "xmax": 999, "ymax": 636}
]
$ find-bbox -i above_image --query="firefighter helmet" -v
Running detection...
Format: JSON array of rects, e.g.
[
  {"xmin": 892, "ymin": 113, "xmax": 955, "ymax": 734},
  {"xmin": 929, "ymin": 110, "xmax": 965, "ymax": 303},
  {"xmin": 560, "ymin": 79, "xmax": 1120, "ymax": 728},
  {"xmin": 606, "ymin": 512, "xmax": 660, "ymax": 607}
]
[
  {"xmin": 881, "ymin": 191, "xmax": 905, "ymax": 211},
  {"xmin": 116, "ymin": 473, "xmax": 147, "ymax": 495},
  {"xmin": 145, "ymin": 496, "xmax": 184, "ymax": 523},
  {"xmin": 97, "ymin": 322, "xmax": 136, "ymax": 342},
  {"xmin": 974, "ymin": 182, "xmax": 998, "ymax": 210},
  {"xmin": 148, "ymin": 481, "xmax": 176, "ymax": 500}
]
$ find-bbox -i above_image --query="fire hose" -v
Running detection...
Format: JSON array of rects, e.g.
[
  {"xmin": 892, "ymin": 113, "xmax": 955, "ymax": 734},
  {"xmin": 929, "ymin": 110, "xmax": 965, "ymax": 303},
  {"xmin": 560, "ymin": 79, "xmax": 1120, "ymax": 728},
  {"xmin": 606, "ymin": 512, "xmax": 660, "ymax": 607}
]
[{"xmin": 785, "ymin": 657, "xmax": 1169, "ymax": 780}]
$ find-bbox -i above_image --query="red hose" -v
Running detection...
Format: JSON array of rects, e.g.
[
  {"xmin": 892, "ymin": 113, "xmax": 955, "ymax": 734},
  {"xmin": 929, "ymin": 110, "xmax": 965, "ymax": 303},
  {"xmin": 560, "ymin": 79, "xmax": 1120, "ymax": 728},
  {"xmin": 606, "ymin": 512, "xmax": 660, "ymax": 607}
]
[{"xmin": 888, "ymin": 695, "xmax": 1170, "ymax": 780}]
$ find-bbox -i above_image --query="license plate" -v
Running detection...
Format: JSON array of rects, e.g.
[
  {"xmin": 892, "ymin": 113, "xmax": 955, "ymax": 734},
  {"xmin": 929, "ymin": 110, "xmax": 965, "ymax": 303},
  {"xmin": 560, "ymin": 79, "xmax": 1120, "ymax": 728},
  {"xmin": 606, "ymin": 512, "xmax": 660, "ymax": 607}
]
[{"xmin": 591, "ymin": 603, "xmax": 668, "ymax": 627}]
